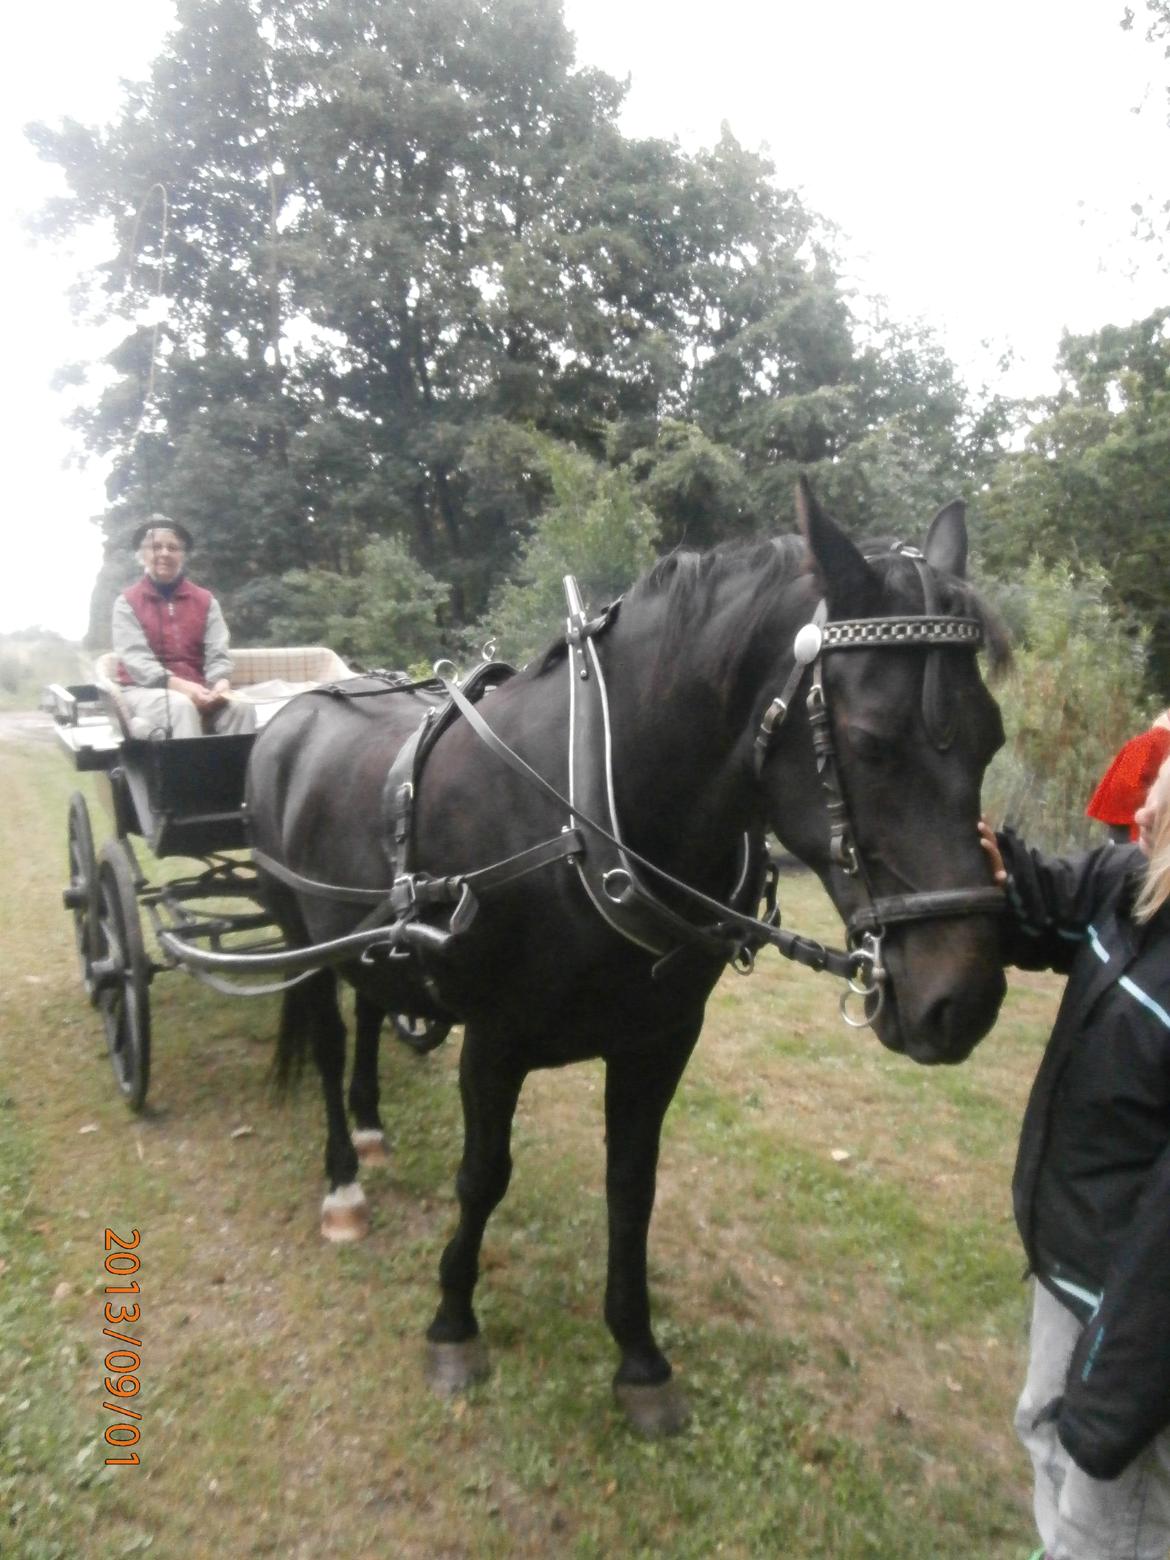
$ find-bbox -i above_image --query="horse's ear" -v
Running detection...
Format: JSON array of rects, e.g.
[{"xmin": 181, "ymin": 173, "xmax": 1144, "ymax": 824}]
[
  {"xmin": 795, "ymin": 476, "xmax": 876, "ymax": 615},
  {"xmin": 923, "ymin": 499, "xmax": 968, "ymax": 579}
]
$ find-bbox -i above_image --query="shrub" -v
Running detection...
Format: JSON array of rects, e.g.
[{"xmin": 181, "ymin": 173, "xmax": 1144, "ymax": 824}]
[{"xmin": 983, "ymin": 559, "xmax": 1153, "ymax": 851}]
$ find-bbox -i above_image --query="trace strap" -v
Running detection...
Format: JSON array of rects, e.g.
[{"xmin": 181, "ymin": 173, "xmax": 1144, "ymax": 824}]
[{"xmin": 438, "ymin": 665, "xmax": 871, "ymax": 984}]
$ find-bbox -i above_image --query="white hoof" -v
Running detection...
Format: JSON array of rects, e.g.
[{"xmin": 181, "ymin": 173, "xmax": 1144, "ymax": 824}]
[
  {"xmin": 321, "ymin": 1181, "xmax": 370, "ymax": 1243},
  {"xmin": 352, "ymin": 1129, "xmax": 388, "ymax": 1166}
]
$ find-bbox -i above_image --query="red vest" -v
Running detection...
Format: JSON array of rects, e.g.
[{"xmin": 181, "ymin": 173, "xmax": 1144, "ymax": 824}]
[{"xmin": 116, "ymin": 576, "xmax": 213, "ymax": 687}]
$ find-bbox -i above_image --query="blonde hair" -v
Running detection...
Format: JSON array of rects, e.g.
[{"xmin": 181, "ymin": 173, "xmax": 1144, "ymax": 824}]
[{"xmin": 1134, "ymin": 754, "xmax": 1170, "ymax": 923}]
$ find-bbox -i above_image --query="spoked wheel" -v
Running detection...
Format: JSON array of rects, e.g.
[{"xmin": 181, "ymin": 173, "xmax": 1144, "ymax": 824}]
[
  {"xmin": 93, "ymin": 841, "xmax": 152, "ymax": 1111},
  {"xmin": 63, "ymin": 793, "xmax": 100, "ymax": 1001},
  {"xmin": 391, "ymin": 1013, "xmax": 452, "ymax": 1055}
]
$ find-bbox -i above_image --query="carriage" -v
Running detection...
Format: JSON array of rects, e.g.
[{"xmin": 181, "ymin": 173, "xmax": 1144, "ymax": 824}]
[{"xmin": 51, "ymin": 645, "xmax": 448, "ymax": 1112}]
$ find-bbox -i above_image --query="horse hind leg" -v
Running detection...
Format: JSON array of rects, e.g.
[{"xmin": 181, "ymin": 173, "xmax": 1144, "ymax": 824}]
[
  {"xmin": 291, "ymin": 970, "xmax": 369, "ymax": 1243},
  {"xmin": 349, "ymin": 992, "xmax": 389, "ymax": 1167},
  {"xmin": 425, "ymin": 1028, "xmax": 523, "ymax": 1396}
]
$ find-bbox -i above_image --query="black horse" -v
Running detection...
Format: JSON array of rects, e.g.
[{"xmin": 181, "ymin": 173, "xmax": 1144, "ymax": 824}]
[{"xmin": 246, "ymin": 482, "xmax": 1009, "ymax": 1433}]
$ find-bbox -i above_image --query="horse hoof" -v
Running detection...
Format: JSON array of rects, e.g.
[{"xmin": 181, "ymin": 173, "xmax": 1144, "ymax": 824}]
[
  {"xmin": 426, "ymin": 1338, "xmax": 490, "ymax": 1396},
  {"xmin": 352, "ymin": 1129, "xmax": 388, "ymax": 1167},
  {"xmin": 614, "ymin": 1378, "xmax": 691, "ymax": 1437},
  {"xmin": 320, "ymin": 1182, "xmax": 369, "ymax": 1243}
]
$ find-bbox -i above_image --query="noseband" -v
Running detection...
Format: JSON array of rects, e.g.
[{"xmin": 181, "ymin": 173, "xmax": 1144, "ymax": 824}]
[{"xmin": 752, "ymin": 546, "xmax": 1004, "ymax": 1025}]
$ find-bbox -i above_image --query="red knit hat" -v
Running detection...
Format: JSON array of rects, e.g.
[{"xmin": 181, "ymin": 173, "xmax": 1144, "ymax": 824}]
[{"xmin": 1086, "ymin": 725, "xmax": 1170, "ymax": 839}]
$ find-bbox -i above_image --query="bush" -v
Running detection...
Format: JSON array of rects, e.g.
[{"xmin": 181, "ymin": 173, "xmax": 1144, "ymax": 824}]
[
  {"xmin": 263, "ymin": 537, "xmax": 451, "ymax": 672},
  {"xmin": 983, "ymin": 559, "xmax": 1153, "ymax": 852},
  {"xmin": 479, "ymin": 440, "xmax": 660, "ymax": 663}
]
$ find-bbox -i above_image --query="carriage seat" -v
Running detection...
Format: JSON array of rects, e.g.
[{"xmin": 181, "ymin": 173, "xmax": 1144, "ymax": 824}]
[{"xmin": 92, "ymin": 646, "xmax": 355, "ymax": 739}]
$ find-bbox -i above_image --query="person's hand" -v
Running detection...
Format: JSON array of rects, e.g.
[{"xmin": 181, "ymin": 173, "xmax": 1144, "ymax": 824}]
[
  {"xmin": 166, "ymin": 674, "xmax": 209, "ymax": 707},
  {"xmin": 203, "ymin": 679, "xmax": 231, "ymax": 710},
  {"xmin": 166, "ymin": 677, "xmax": 204, "ymax": 708},
  {"xmin": 978, "ymin": 818, "xmax": 1006, "ymax": 885}
]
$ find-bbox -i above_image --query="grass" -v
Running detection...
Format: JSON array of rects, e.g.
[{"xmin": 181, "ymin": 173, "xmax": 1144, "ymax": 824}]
[{"xmin": 0, "ymin": 726, "xmax": 1057, "ymax": 1558}]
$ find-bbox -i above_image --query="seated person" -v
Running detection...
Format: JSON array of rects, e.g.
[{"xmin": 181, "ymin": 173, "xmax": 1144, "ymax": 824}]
[{"xmin": 112, "ymin": 516, "xmax": 256, "ymax": 738}]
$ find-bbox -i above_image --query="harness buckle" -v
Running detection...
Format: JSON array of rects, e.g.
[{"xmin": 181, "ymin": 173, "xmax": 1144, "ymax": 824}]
[{"xmin": 390, "ymin": 875, "xmax": 419, "ymax": 916}]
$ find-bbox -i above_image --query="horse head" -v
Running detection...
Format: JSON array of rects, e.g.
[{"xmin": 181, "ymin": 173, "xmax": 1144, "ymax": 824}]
[{"xmin": 761, "ymin": 480, "xmax": 1007, "ymax": 1065}]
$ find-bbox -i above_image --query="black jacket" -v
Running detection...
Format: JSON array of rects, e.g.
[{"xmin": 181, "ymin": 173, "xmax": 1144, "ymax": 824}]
[{"xmin": 1000, "ymin": 831, "xmax": 1170, "ymax": 1480}]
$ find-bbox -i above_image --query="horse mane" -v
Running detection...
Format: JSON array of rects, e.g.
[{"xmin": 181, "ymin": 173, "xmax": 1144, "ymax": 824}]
[
  {"xmin": 630, "ymin": 533, "xmax": 1011, "ymax": 677},
  {"xmin": 533, "ymin": 530, "xmax": 1011, "ymax": 683}
]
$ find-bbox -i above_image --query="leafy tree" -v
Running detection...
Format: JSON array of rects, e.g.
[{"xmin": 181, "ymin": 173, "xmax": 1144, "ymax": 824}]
[
  {"xmin": 1124, "ymin": 0, "xmax": 1170, "ymax": 256},
  {"xmin": 622, "ymin": 419, "xmax": 754, "ymax": 552},
  {"xmin": 478, "ymin": 432, "xmax": 659, "ymax": 662},
  {"xmin": 266, "ymin": 536, "xmax": 451, "ymax": 668},
  {"xmin": 31, "ymin": 0, "xmax": 998, "ymax": 642},
  {"xmin": 976, "ymin": 309, "xmax": 1170, "ymax": 689}
]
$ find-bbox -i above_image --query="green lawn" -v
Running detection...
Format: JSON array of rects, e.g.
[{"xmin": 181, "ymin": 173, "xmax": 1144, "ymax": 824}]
[{"xmin": 0, "ymin": 729, "xmax": 1057, "ymax": 1558}]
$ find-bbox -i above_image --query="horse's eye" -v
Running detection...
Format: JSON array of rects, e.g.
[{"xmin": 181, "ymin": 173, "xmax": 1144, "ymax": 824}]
[{"xmin": 848, "ymin": 727, "xmax": 895, "ymax": 765}]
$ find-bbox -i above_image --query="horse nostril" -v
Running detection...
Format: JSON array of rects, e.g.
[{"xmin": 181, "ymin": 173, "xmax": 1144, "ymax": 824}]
[{"xmin": 919, "ymin": 969, "xmax": 1006, "ymax": 1062}]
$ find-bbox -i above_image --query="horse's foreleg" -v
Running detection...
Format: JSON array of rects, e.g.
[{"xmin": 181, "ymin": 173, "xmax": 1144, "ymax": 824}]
[
  {"xmin": 603, "ymin": 1030, "xmax": 699, "ymax": 1436},
  {"xmin": 301, "ymin": 970, "xmax": 368, "ymax": 1243},
  {"xmin": 348, "ymin": 992, "xmax": 388, "ymax": 1166},
  {"xmin": 426, "ymin": 1028, "xmax": 523, "ymax": 1394}
]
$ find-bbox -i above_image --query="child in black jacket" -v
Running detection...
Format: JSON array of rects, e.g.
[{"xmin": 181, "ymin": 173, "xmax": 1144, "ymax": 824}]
[{"xmin": 980, "ymin": 753, "xmax": 1170, "ymax": 1560}]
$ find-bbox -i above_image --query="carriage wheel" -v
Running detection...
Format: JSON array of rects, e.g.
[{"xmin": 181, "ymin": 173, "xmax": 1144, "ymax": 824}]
[
  {"xmin": 64, "ymin": 793, "xmax": 100, "ymax": 1002},
  {"xmin": 93, "ymin": 841, "xmax": 152, "ymax": 1111},
  {"xmin": 391, "ymin": 1013, "xmax": 452, "ymax": 1055}
]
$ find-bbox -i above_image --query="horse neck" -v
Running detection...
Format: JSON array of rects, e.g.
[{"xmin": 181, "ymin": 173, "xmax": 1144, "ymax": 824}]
[{"xmin": 600, "ymin": 577, "xmax": 813, "ymax": 872}]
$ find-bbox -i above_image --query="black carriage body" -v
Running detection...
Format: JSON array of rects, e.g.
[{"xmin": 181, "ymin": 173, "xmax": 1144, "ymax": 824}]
[
  {"xmin": 48, "ymin": 681, "xmax": 253, "ymax": 855},
  {"xmin": 101, "ymin": 733, "xmax": 254, "ymax": 856}
]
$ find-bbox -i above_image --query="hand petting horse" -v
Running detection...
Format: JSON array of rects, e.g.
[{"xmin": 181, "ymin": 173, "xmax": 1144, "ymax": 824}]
[{"xmin": 245, "ymin": 479, "xmax": 1009, "ymax": 1435}]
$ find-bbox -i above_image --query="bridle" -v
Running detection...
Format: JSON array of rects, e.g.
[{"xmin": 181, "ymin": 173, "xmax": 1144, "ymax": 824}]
[{"xmin": 750, "ymin": 544, "xmax": 1004, "ymax": 1024}]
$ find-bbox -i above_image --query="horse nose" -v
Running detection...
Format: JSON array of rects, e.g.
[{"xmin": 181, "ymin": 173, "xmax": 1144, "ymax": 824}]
[{"xmin": 911, "ymin": 967, "xmax": 1006, "ymax": 1064}]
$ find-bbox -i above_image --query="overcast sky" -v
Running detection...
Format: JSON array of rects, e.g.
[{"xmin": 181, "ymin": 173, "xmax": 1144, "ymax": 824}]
[{"xmin": 2, "ymin": 0, "xmax": 1166, "ymax": 639}]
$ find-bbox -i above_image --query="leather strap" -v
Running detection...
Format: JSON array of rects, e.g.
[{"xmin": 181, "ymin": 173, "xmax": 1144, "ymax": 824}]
[{"xmin": 848, "ymin": 886, "xmax": 1006, "ymax": 938}]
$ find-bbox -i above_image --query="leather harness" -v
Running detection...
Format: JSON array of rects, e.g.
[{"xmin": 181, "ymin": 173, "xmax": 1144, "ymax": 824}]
[{"xmin": 249, "ymin": 553, "xmax": 1003, "ymax": 1029}]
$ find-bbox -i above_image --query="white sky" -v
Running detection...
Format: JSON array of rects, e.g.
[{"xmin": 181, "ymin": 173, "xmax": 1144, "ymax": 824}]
[{"xmin": 1, "ymin": 0, "xmax": 1166, "ymax": 639}]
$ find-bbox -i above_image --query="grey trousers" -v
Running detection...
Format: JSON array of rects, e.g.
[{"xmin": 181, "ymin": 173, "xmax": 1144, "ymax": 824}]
[
  {"xmin": 1015, "ymin": 1281, "xmax": 1170, "ymax": 1559},
  {"xmin": 121, "ymin": 686, "xmax": 257, "ymax": 739}
]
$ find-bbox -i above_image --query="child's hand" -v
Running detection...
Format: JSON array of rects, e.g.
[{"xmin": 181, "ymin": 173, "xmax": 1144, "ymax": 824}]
[{"xmin": 978, "ymin": 818, "xmax": 1006, "ymax": 885}]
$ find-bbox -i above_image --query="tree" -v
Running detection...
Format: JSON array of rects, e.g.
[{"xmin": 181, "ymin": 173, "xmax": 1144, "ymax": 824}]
[
  {"xmin": 476, "ymin": 430, "xmax": 659, "ymax": 662},
  {"xmin": 1124, "ymin": 1, "xmax": 1170, "ymax": 258},
  {"xmin": 976, "ymin": 310, "xmax": 1170, "ymax": 689},
  {"xmin": 31, "ymin": 0, "xmax": 995, "ymax": 645},
  {"xmin": 265, "ymin": 535, "xmax": 451, "ymax": 668}
]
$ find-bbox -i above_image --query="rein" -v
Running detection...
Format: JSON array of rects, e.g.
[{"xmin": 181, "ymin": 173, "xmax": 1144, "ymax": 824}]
[{"xmin": 436, "ymin": 668, "xmax": 865, "ymax": 984}]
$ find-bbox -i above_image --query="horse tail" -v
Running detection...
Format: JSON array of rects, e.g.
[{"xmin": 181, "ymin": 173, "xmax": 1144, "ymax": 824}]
[{"xmin": 272, "ymin": 968, "xmax": 332, "ymax": 1094}]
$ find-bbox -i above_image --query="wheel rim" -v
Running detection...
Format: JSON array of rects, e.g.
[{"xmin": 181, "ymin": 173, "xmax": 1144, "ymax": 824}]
[
  {"xmin": 95, "ymin": 847, "xmax": 151, "ymax": 1111},
  {"xmin": 66, "ymin": 795, "xmax": 99, "ymax": 1000}
]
